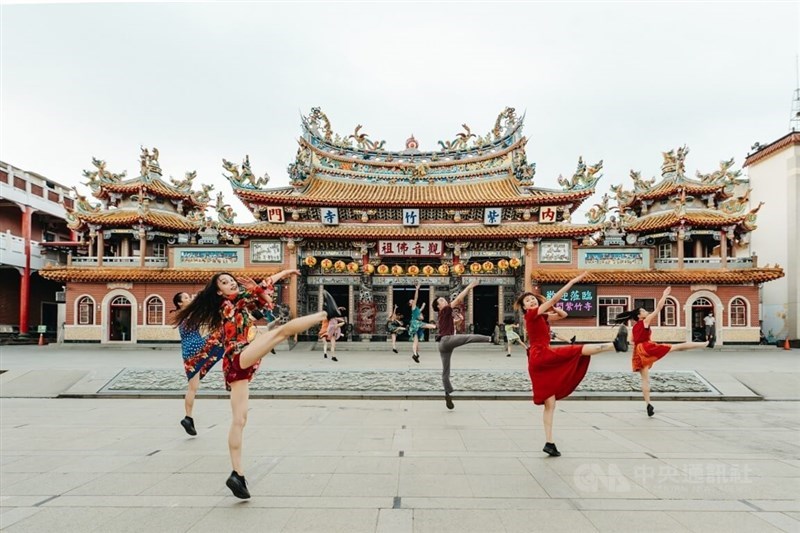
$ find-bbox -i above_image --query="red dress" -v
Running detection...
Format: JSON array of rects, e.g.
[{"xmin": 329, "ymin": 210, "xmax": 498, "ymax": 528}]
[
  {"xmin": 631, "ymin": 320, "xmax": 671, "ymax": 371},
  {"xmin": 524, "ymin": 307, "xmax": 589, "ymax": 405}
]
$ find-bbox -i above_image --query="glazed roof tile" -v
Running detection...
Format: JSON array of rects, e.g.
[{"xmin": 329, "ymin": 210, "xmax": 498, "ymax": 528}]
[
  {"xmin": 624, "ymin": 210, "xmax": 746, "ymax": 233},
  {"xmin": 530, "ymin": 268, "xmax": 784, "ymax": 285},
  {"xmin": 40, "ymin": 268, "xmax": 281, "ymax": 283},
  {"xmin": 232, "ymin": 176, "xmax": 593, "ymax": 208},
  {"xmin": 72, "ymin": 209, "xmax": 202, "ymax": 232},
  {"xmin": 96, "ymin": 176, "xmax": 206, "ymax": 208},
  {"xmin": 219, "ymin": 221, "xmax": 601, "ymax": 239}
]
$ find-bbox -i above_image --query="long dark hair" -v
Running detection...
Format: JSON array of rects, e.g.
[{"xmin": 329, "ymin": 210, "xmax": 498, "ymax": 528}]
[
  {"xmin": 172, "ymin": 292, "xmax": 187, "ymax": 311},
  {"xmin": 173, "ymin": 272, "xmax": 234, "ymax": 330},
  {"xmin": 611, "ymin": 309, "xmax": 640, "ymax": 325}
]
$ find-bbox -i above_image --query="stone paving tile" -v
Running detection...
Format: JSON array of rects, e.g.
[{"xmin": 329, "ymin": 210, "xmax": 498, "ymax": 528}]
[
  {"xmin": 185, "ymin": 507, "xmax": 295, "ymax": 533},
  {"xmin": 498, "ymin": 509, "xmax": 599, "ymax": 533},
  {"xmin": 281, "ymin": 508, "xmax": 379, "ymax": 533},
  {"xmin": 411, "ymin": 508, "xmax": 508, "ymax": 533},
  {"xmin": 666, "ymin": 510, "xmax": 787, "ymax": 532},
  {"xmin": 753, "ymin": 512, "xmax": 800, "ymax": 532},
  {"xmin": 2, "ymin": 507, "xmax": 127, "ymax": 533},
  {"xmin": 581, "ymin": 510, "xmax": 689, "ymax": 532}
]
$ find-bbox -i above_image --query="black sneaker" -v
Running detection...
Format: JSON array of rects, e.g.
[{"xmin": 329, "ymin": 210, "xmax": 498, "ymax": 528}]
[
  {"xmin": 331, "ymin": 356, "xmax": 338, "ymax": 362},
  {"xmin": 322, "ymin": 291, "xmax": 341, "ymax": 319},
  {"xmin": 646, "ymin": 404, "xmax": 655, "ymax": 417},
  {"xmin": 542, "ymin": 442, "xmax": 561, "ymax": 457},
  {"xmin": 506, "ymin": 353, "xmax": 511, "ymax": 357},
  {"xmin": 412, "ymin": 354, "xmax": 420, "ymax": 363},
  {"xmin": 323, "ymin": 352, "xmax": 328, "ymax": 359},
  {"xmin": 392, "ymin": 348, "xmax": 398, "ymax": 354},
  {"xmin": 707, "ymin": 339, "xmax": 715, "ymax": 349},
  {"xmin": 613, "ymin": 327, "xmax": 628, "ymax": 352},
  {"xmin": 180, "ymin": 416, "xmax": 197, "ymax": 436},
  {"xmin": 445, "ymin": 393, "xmax": 454, "ymax": 410},
  {"xmin": 270, "ymin": 349, "xmax": 277, "ymax": 355},
  {"xmin": 226, "ymin": 470, "xmax": 250, "ymax": 499},
  {"xmin": 570, "ymin": 336, "xmax": 576, "ymax": 344}
]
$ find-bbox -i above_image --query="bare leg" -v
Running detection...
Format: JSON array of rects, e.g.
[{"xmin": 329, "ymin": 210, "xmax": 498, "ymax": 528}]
[
  {"xmin": 506, "ymin": 342, "xmax": 512, "ymax": 355},
  {"xmin": 640, "ymin": 367, "xmax": 651, "ymax": 404},
  {"xmin": 228, "ymin": 379, "xmax": 249, "ymax": 475},
  {"xmin": 412, "ymin": 334, "xmax": 419, "ymax": 355},
  {"xmin": 543, "ymin": 395, "xmax": 556, "ymax": 442},
  {"xmin": 329, "ymin": 334, "xmax": 338, "ymax": 360},
  {"xmin": 185, "ymin": 373, "xmax": 200, "ymax": 417},
  {"xmin": 669, "ymin": 341, "xmax": 707, "ymax": 352},
  {"xmin": 580, "ymin": 343, "xmax": 615, "ymax": 356},
  {"xmin": 239, "ymin": 311, "xmax": 325, "ymax": 370},
  {"xmin": 323, "ymin": 338, "xmax": 328, "ymax": 355},
  {"xmin": 391, "ymin": 333, "xmax": 397, "ymax": 350}
]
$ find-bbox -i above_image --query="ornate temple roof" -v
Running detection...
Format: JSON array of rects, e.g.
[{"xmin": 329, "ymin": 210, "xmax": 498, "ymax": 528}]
[
  {"xmin": 622, "ymin": 208, "xmax": 748, "ymax": 233},
  {"xmin": 224, "ymin": 108, "xmax": 604, "ymax": 214},
  {"xmin": 611, "ymin": 147, "xmax": 741, "ymax": 211},
  {"xmin": 530, "ymin": 267, "xmax": 784, "ymax": 285},
  {"xmin": 218, "ymin": 220, "xmax": 602, "ymax": 240},
  {"xmin": 65, "ymin": 206, "xmax": 204, "ymax": 233},
  {"xmin": 82, "ymin": 149, "xmax": 212, "ymax": 211}
]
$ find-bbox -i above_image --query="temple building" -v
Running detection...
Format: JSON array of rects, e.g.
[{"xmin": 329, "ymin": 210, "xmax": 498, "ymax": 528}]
[{"xmin": 40, "ymin": 108, "xmax": 783, "ymax": 345}]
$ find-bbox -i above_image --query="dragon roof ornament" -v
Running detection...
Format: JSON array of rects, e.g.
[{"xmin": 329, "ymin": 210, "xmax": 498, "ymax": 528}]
[
  {"xmin": 557, "ymin": 156, "xmax": 603, "ymax": 192},
  {"xmin": 299, "ymin": 106, "xmax": 524, "ymax": 156},
  {"xmin": 222, "ymin": 155, "xmax": 270, "ymax": 189}
]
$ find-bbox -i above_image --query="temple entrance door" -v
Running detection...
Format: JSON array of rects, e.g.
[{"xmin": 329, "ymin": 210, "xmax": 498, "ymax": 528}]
[
  {"xmin": 472, "ymin": 285, "xmax": 499, "ymax": 336},
  {"xmin": 691, "ymin": 297, "xmax": 713, "ymax": 342},
  {"xmin": 323, "ymin": 285, "xmax": 349, "ymax": 341},
  {"xmin": 109, "ymin": 296, "xmax": 132, "ymax": 342},
  {"xmin": 393, "ymin": 285, "xmax": 431, "ymax": 341}
]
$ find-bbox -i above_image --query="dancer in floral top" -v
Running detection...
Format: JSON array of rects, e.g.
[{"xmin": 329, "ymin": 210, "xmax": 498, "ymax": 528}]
[
  {"xmin": 175, "ymin": 270, "xmax": 336, "ymax": 499},
  {"xmin": 172, "ymin": 291, "xmax": 224, "ymax": 437}
]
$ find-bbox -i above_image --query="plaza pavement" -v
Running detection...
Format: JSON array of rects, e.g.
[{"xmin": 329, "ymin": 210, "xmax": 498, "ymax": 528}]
[{"xmin": 1, "ymin": 342, "xmax": 799, "ymax": 532}]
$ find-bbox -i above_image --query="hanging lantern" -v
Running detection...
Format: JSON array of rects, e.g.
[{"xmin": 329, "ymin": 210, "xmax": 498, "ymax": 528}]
[
  {"xmin": 497, "ymin": 259, "xmax": 510, "ymax": 271},
  {"xmin": 363, "ymin": 263, "xmax": 375, "ymax": 275},
  {"xmin": 320, "ymin": 258, "xmax": 333, "ymax": 270},
  {"xmin": 422, "ymin": 265, "xmax": 435, "ymax": 276},
  {"xmin": 438, "ymin": 264, "xmax": 450, "ymax": 276},
  {"xmin": 482, "ymin": 261, "xmax": 494, "ymax": 272},
  {"xmin": 334, "ymin": 260, "xmax": 346, "ymax": 272},
  {"xmin": 377, "ymin": 264, "xmax": 389, "ymax": 275},
  {"xmin": 304, "ymin": 256, "xmax": 317, "ymax": 267},
  {"xmin": 347, "ymin": 261, "xmax": 359, "ymax": 273},
  {"xmin": 408, "ymin": 265, "xmax": 420, "ymax": 276},
  {"xmin": 391, "ymin": 265, "xmax": 404, "ymax": 276},
  {"xmin": 470, "ymin": 262, "xmax": 482, "ymax": 273},
  {"xmin": 452, "ymin": 263, "xmax": 465, "ymax": 275},
  {"xmin": 509, "ymin": 257, "xmax": 521, "ymax": 269}
]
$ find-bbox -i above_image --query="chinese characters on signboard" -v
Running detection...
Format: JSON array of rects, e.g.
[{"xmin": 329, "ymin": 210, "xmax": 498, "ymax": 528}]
[
  {"xmin": 403, "ymin": 209, "xmax": 420, "ymax": 227},
  {"xmin": 175, "ymin": 248, "xmax": 244, "ymax": 268},
  {"xmin": 539, "ymin": 205, "xmax": 558, "ymax": 223},
  {"xmin": 540, "ymin": 284, "xmax": 597, "ymax": 317},
  {"xmin": 378, "ymin": 240, "xmax": 444, "ymax": 257},
  {"xmin": 265, "ymin": 207, "xmax": 285, "ymax": 224},
  {"xmin": 483, "ymin": 208, "xmax": 502, "ymax": 226},
  {"xmin": 539, "ymin": 240, "xmax": 572, "ymax": 263},
  {"xmin": 250, "ymin": 241, "xmax": 283, "ymax": 263},
  {"xmin": 321, "ymin": 207, "xmax": 339, "ymax": 225}
]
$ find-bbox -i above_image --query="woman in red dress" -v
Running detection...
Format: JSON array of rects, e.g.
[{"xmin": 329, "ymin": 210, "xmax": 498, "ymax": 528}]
[
  {"xmin": 516, "ymin": 272, "xmax": 625, "ymax": 457},
  {"xmin": 615, "ymin": 287, "xmax": 708, "ymax": 417},
  {"xmin": 175, "ymin": 270, "xmax": 335, "ymax": 499}
]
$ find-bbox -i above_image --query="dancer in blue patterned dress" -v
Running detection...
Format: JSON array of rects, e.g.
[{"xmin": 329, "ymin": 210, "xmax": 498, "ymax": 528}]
[
  {"xmin": 408, "ymin": 282, "xmax": 436, "ymax": 363},
  {"xmin": 173, "ymin": 291, "xmax": 224, "ymax": 436}
]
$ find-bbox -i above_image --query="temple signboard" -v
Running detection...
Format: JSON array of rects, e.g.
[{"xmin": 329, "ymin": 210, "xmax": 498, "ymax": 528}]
[{"xmin": 377, "ymin": 240, "xmax": 443, "ymax": 257}]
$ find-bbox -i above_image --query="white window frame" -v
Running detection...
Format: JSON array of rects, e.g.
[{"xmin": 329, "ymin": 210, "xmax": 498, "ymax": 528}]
[
  {"xmin": 145, "ymin": 295, "xmax": 165, "ymax": 325},
  {"xmin": 658, "ymin": 243, "xmax": 672, "ymax": 259},
  {"xmin": 152, "ymin": 242, "xmax": 166, "ymax": 258},
  {"xmin": 729, "ymin": 297, "xmax": 748, "ymax": 327},
  {"xmin": 598, "ymin": 296, "xmax": 629, "ymax": 326},
  {"xmin": 660, "ymin": 296, "xmax": 678, "ymax": 327},
  {"xmin": 76, "ymin": 295, "xmax": 96, "ymax": 325}
]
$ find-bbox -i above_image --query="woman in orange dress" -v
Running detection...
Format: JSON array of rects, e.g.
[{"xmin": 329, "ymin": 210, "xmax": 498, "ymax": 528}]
[
  {"xmin": 517, "ymin": 271, "xmax": 626, "ymax": 457},
  {"xmin": 616, "ymin": 287, "xmax": 708, "ymax": 417}
]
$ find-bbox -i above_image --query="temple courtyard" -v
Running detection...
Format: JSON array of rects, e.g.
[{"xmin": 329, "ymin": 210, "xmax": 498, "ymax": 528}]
[{"xmin": 1, "ymin": 343, "xmax": 798, "ymax": 532}]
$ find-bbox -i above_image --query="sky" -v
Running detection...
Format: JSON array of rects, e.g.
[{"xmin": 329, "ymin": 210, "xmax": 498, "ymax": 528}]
[{"xmin": 2, "ymin": 1, "xmax": 798, "ymax": 222}]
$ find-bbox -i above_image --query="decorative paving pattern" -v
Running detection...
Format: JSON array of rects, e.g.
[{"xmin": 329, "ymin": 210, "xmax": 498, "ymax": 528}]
[{"xmin": 103, "ymin": 368, "xmax": 716, "ymax": 394}]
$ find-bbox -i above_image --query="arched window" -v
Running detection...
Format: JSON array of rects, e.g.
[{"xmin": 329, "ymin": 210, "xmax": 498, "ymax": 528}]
[
  {"xmin": 146, "ymin": 296, "xmax": 164, "ymax": 325},
  {"xmin": 77, "ymin": 296, "xmax": 94, "ymax": 325},
  {"xmin": 660, "ymin": 297, "xmax": 678, "ymax": 327},
  {"xmin": 730, "ymin": 298, "xmax": 748, "ymax": 327}
]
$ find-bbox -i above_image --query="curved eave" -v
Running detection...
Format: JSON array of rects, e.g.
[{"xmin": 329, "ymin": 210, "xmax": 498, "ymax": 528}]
[
  {"xmin": 624, "ymin": 211, "xmax": 747, "ymax": 233},
  {"xmin": 40, "ymin": 267, "xmax": 282, "ymax": 283},
  {"xmin": 94, "ymin": 178, "xmax": 206, "ymax": 208},
  {"xmin": 71, "ymin": 210, "xmax": 202, "ymax": 232},
  {"xmin": 218, "ymin": 221, "xmax": 602, "ymax": 240},
  {"xmin": 530, "ymin": 268, "xmax": 784, "ymax": 285},
  {"xmin": 231, "ymin": 177, "xmax": 594, "ymax": 208},
  {"xmin": 635, "ymin": 181, "xmax": 726, "ymax": 202}
]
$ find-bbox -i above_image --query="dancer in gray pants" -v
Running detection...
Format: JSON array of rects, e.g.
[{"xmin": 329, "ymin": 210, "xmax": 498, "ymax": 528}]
[{"xmin": 432, "ymin": 280, "xmax": 492, "ymax": 410}]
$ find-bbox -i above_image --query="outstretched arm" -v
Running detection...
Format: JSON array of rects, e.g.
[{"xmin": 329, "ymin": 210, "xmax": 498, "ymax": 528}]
[
  {"xmin": 452, "ymin": 280, "xmax": 478, "ymax": 307},
  {"xmin": 546, "ymin": 307, "xmax": 568, "ymax": 322},
  {"xmin": 268, "ymin": 269, "xmax": 301, "ymax": 285},
  {"xmin": 539, "ymin": 272, "xmax": 587, "ymax": 314},
  {"xmin": 411, "ymin": 283, "xmax": 420, "ymax": 307},
  {"xmin": 644, "ymin": 287, "xmax": 671, "ymax": 328}
]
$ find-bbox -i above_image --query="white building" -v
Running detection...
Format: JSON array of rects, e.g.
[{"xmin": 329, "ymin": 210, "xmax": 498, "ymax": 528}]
[{"xmin": 744, "ymin": 132, "xmax": 800, "ymax": 342}]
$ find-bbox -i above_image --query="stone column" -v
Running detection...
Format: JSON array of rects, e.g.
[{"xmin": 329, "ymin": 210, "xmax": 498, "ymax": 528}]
[
  {"xmin": 524, "ymin": 242, "xmax": 535, "ymax": 292},
  {"xmin": 138, "ymin": 228, "xmax": 146, "ymax": 268},
  {"xmin": 677, "ymin": 230, "xmax": 685, "ymax": 270},
  {"xmin": 694, "ymin": 239, "xmax": 703, "ymax": 259},
  {"xmin": 97, "ymin": 231, "xmax": 104, "ymax": 266},
  {"xmin": 497, "ymin": 285, "xmax": 504, "ymax": 324},
  {"xmin": 720, "ymin": 230, "xmax": 728, "ymax": 268}
]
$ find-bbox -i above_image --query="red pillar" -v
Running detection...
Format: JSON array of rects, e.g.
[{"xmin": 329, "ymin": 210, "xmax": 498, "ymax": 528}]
[{"xmin": 19, "ymin": 206, "xmax": 31, "ymax": 335}]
